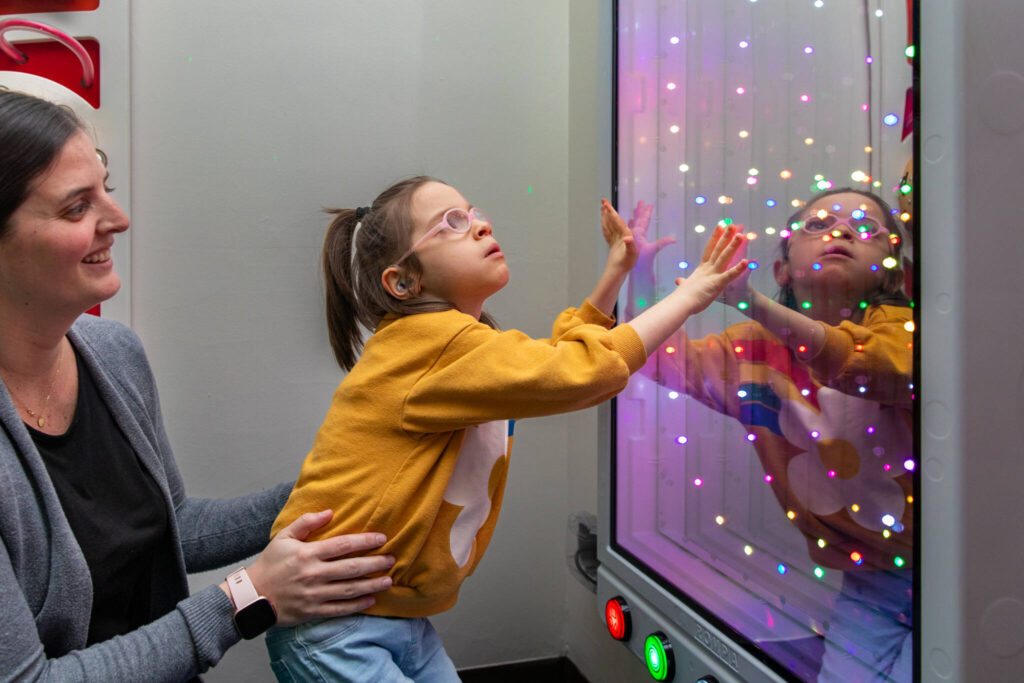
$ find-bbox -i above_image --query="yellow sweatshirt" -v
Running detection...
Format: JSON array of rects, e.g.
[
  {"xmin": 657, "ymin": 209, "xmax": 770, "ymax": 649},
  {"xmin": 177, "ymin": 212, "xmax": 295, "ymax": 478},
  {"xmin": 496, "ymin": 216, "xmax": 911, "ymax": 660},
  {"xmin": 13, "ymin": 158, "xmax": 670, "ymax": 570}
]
[{"xmin": 272, "ymin": 300, "xmax": 646, "ymax": 617}]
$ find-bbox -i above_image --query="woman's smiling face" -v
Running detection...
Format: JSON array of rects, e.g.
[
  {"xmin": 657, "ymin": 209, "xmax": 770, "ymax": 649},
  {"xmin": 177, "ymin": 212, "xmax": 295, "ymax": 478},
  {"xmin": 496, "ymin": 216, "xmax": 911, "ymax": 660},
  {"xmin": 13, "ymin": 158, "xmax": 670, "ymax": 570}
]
[{"xmin": 0, "ymin": 131, "xmax": 129, "ymax": 317}]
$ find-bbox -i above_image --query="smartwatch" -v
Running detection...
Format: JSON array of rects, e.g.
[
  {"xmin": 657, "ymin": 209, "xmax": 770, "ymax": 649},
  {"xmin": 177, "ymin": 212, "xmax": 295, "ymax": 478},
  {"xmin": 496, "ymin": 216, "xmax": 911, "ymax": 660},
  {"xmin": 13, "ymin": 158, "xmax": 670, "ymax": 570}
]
[{"xmin": 225, "ymin": 567, "xmax": 277, "ymax": 639}]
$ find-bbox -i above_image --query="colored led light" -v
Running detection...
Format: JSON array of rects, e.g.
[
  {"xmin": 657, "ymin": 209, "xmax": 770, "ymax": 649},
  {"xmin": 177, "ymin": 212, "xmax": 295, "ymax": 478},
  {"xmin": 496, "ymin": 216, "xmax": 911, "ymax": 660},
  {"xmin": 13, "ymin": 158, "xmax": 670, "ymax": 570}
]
[
  {"xmin": 678, "ymin": 260, "xmax": 689, "ymax": 269},
  {"xmin": 666, "ymin": 82, "xmax": 677, "ymax": 90},
  {"xmin": 668, "ymin": 391, "xmax": 679, "ymax": 399},
  {"xmin": 904, "ymin": 321, "xmax": 915, "ymax": 332},
  {"xmin": 883, "ymin": 257, "xmax": 898, "ymax": 269},
  {"xmin": 715, "ymin": 515, "xmax": 725, "ymax": 525},
  {"xmin": 605, "ymin": 597, "xmax": 631, "ymax": 641},
  {"xmin": 904, "ymin": 459, "xmax": 916, "ymax": 471},
  {"xmin": 678, "ymin": 163, "xmax": 690, "ymax": 172},
  {"xmin": 694, "ymin": 478, "xmax": 703, "ymax": 487},
  {"xmin": 644, "ymin": 633, "xmax": 673, "ymax": 681},
  {"xmin": 669, "ymin": 36, "xmax": 680, "ymax": 45},
  {"xmin": 778, "ymin": 563, "xmax": 788, "ymax": 574},
  {"xmin": 850, "ymin": 551, "xmax": 864, "ymax": 565},
  {"xmin": 817, "ymin": 538, "xmax": 827, "ymax": 548},
  {"xmin": 801, "ymin": 302, "xmax": 812, "ymax": 310},
  {"xmin": 882, "ymin": 514, "xmax": 896, "ymax": 527},
  {"xmin": 780, "ymin": 170, "xmax": 793, "ymax": 179},
  {"xmin": 905, "ymin": 45, "xmax": 915, "ymax": 58},
  {"xmin": 801, "ymin": 388, "xmax": 810, "ymax": 396},
  {"xmin": 814, "ymin": 566, "xmax": 826, "ymax": 579},
  {"xmin": 894, "ymin": 556, "xmax": 905, "ymax": 567},
  {"xmin": 737, "ymin": 388, "xmax": 748, "ymax": 397},
  {"xmin": 766, "ymin": 199, "xmax": 776, "ymax": 207},
  {"xmin": 665, "ymin": 346, "xmax": 677, "ymax": 354},
  {"xmin": 786, "ymin": 510, "xmax": 796, "ymax": 520},
  {"xmin": 675, "ymin": 435, "xmax": 687, "ymax": 445},
  {"xmin": 695, "ymin": 196, "xmax": 707, "ymax": 205},
  {"xmin": 800, "ymin": 94, "xmax": 811, "ymax": 102},
  {"xmin": 736, "ymin": 86, "xmax": 746, "ymax": 95},
  {"xmin": 883, "ymin": 113, "xmax": 899, "ymax": 126},
  {"xmin": 810, "ymin": 430, "xmax": 821, "ymax": 439},
  {"xmin": 804, "ymin": 46, "xmax": 814, "ymax": 54},
  {"xmin": 747, "ymin": 433, "xmax": 757, "ymax": 442},
  {"xmin": 739, "ymin": 40, "xmax": 749, "ymax": 48},
  {"xmin": 737, "ymin": 301, "xmax": 749, "ymax": 311},
  {"xmin": 764, "ymin": 474, "xmax": 773, "ymax": 483},
  {"xmin": 812, "ymin": 263, "xmax": 822, "ymax": 271},
  {"xmin": 744, "ymin": 545, "xmax": 754, "ymax": 556},
  {"xmin": 669, "ymin": 125, "xmax": 680, "ymax": 134},
  {"xmin": 637, "ymin": 298, "xmax": 646, "ymax": 308},
  {"xmin": 694, "ymin": 224, "xmax": 706, "ymax": 233}
]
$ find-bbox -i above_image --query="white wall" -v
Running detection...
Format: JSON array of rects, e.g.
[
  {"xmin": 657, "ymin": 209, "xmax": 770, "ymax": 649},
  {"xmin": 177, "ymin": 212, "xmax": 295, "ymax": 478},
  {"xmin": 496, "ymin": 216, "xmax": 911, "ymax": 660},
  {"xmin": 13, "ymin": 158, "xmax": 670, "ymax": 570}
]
[{"xmin": 128, "ymin": 1, "xmax": 627, "ymax": 680}]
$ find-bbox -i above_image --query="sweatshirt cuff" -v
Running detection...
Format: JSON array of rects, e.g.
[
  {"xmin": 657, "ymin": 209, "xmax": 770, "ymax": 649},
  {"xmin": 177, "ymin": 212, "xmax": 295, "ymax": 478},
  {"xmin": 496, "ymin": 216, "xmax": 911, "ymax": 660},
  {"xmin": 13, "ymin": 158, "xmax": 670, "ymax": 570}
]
[
  {"xmin": 609, "ymin": 324, "xmax": 648, "ymax": 374},
  {"xmin": 578, "ymin": 299, "xmax": 616, "ymax": 328},
  {"xmin": 177, "ymin": 584, "xmax": 241, "ymax": 671}
]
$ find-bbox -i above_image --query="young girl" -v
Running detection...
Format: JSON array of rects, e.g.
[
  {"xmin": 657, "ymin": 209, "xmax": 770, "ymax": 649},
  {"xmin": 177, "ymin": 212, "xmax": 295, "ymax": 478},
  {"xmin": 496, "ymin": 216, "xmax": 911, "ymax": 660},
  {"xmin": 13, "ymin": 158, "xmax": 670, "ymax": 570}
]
[
  {"xmin": 627, "ymin": 188, "xmax": 913, "ymax": 682},
  {"xmin": 265, "ymin": 176, "xmax": 747, "ymax": 681}
]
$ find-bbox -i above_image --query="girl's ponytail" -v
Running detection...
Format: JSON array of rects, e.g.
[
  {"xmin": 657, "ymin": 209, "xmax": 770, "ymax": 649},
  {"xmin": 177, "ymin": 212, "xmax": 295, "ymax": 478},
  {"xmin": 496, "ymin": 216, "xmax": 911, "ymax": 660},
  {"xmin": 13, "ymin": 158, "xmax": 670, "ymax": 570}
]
[{"xmin": 322, "ymin": 208, "xmax": 364, "ymax": 370}]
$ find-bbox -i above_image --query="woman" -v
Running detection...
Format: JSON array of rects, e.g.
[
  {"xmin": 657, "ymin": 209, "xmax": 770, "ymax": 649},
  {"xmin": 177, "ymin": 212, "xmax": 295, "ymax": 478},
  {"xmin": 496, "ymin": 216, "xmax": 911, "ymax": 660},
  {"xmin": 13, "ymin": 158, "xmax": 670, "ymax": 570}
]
[{"xmin": 0, "ymin": 90, "xmax": 394, "ymax": 681}]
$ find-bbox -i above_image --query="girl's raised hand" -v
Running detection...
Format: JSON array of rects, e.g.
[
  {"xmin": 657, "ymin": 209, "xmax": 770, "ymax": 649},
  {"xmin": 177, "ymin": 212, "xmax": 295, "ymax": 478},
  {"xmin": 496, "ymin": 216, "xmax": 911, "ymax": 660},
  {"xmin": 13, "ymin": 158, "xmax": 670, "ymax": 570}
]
[
  {"xmin": 600, "ymin": 198, "xmax": 639, "ymax": 276},
  {"xmin": 673, "ymin": 224, "xmax": 749, "ymax": 315},
  {"xmin": 717, "ymin": 225, "xmax": 755, "ymax": 307}
]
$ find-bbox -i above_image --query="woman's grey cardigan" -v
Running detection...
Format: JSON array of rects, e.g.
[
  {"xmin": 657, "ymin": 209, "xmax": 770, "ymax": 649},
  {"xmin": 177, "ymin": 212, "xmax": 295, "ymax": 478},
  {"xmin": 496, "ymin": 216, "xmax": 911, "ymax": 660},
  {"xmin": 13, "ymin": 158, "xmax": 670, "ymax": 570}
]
[{"xmin": 0, "ymin": 315, "xmax": 291, "ymax": 681}]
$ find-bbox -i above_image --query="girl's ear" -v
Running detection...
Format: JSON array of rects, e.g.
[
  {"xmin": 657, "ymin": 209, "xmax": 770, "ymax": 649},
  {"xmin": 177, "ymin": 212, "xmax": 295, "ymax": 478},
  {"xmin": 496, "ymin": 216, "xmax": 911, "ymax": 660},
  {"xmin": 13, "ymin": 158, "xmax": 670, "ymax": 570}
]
[
  {"xmin": 773, "ymin": 259, "xmax": 791, "ymax": 287},
  {"xmin": 382, "ymin": 266, "xmax": 415, "ymax": 300}
]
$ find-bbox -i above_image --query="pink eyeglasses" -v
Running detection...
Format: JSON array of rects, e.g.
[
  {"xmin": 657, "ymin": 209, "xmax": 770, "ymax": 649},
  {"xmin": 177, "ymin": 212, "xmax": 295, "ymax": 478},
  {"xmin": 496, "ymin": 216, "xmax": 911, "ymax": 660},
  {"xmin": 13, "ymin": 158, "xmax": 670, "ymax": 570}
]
[{"xmin": 394, "ymin": 206, "xmax": 490, "ymax": 265}]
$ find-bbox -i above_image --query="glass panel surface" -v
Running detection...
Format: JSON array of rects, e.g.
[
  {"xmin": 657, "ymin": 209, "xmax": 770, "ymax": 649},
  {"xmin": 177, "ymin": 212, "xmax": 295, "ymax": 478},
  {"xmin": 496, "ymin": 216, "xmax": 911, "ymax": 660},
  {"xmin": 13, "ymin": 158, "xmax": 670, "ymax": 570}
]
[{"xmin": 614, "ymin": 2, "xmax": 916, "ymax": 681}]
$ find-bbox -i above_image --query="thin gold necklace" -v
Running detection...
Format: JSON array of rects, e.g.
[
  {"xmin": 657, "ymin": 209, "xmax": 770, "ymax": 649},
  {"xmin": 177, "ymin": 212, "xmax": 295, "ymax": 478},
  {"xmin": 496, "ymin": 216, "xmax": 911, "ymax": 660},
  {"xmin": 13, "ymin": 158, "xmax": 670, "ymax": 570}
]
[{"xmin": 6, "ymin": 352, "xmax": 64, "ymax": 430}]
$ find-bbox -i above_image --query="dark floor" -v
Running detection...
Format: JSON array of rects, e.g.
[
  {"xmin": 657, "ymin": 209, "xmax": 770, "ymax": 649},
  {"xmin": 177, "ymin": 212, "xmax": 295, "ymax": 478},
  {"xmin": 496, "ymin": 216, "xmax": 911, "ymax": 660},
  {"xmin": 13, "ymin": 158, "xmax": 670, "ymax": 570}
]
[{"xmin": 459, "ymin": 656, "xmax": 589, "ymax": 682}]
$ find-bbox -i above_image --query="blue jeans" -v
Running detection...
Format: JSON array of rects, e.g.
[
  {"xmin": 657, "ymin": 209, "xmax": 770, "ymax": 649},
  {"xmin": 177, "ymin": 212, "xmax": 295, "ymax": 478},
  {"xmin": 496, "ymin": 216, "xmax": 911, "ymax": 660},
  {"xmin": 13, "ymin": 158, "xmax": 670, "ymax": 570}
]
[
  {"xmin": 818, "ymin": 570, "xmax": 913, "ymax": 682},
  {"xmin": 265, "ymin": 614, "xmax": 460, "ymax": 683}
]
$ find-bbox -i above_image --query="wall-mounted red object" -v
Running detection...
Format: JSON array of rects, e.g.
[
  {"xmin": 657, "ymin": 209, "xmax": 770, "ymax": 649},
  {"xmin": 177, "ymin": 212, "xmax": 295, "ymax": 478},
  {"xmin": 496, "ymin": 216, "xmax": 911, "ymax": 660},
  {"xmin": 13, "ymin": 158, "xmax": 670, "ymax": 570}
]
[
  {"xmin": 0, "ymin": 1, "xmax": 98, "ymax": 13},
  {"xmin": 0, "ymin": 36, "xmax": 100, "ymax": 107}
]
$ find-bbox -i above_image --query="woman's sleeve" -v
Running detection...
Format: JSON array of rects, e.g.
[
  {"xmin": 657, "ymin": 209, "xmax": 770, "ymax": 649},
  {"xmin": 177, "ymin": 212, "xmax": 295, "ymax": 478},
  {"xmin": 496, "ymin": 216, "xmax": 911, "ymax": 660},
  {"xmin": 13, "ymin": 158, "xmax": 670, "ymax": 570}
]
[
  {"xmin": 805, "ymin": 305, "xmax": 914, "ymax": 404},
  {"xmin": 0, "ymin": 542, "xmax": 239, "ymax": 682},
  {"xmin": 175, "ymin": 483, "xmax": 292, "ymax": 572},
  {"xmin": 402, "ymin": 311, "xmax": 647, "ymax": 432}
]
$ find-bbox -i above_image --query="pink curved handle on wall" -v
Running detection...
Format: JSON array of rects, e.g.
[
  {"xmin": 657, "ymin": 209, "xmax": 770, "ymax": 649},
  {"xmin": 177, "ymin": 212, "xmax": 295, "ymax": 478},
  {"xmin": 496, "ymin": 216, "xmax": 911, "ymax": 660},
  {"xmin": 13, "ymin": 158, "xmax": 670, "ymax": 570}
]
[{"xmin": 0, "ymin": 19, "xmax": 95, "ymax": 88}]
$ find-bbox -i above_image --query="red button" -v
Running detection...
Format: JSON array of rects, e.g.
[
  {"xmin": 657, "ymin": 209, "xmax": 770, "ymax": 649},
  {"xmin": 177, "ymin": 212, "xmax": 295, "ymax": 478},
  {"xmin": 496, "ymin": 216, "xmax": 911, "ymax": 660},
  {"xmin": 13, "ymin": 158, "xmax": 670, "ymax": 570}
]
[{"xmin": 605, "ymin": 596, "xmax": 631, "ymax": 641}]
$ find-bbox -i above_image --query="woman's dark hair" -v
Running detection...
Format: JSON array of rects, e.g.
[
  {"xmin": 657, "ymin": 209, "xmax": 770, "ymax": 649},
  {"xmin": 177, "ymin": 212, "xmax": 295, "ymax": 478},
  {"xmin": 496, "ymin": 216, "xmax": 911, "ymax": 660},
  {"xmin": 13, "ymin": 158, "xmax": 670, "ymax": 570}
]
[
  {"xmin": 0, "ymin": 90, "xmax": 85, "ymax": 239},
  {"xmin": 777, "ymin": 187, "xmax": 911, "ymax": 311},
  {"xmin": 322, "ymin": 176, "xmax": 498, "ymax": 370}
]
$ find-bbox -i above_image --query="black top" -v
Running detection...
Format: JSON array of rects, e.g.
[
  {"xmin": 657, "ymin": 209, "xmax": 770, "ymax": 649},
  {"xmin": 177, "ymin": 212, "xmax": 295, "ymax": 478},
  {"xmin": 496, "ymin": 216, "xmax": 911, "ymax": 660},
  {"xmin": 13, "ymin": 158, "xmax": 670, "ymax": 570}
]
[{"xmin": 31, "ymin": 350, "xmax": 171, "ymax": 645}]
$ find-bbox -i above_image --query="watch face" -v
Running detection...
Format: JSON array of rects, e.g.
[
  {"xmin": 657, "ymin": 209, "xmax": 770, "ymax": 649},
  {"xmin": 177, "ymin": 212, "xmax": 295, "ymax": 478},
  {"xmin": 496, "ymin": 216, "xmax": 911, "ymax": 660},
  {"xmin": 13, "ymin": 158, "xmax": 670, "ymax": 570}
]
[{"xmin": 234, "ymin": 598, "xmax": 277, "ymax": 639}]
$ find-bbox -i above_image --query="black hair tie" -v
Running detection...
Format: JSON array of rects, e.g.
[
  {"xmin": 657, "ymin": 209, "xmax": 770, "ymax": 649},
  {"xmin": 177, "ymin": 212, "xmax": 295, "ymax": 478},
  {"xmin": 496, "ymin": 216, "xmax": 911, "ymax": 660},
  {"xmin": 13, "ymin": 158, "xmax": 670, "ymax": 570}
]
[{"xmin": 355, "ymin": 206, "xmax": 370, "ymax": 220}]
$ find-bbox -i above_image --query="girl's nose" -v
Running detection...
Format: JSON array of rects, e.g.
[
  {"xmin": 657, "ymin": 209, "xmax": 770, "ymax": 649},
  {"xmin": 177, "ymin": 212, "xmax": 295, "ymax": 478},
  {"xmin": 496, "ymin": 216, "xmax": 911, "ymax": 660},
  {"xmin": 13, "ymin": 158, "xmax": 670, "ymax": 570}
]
[
  {"xmin": 831, "ymin": 220, "xmax": 857, "ymax": 240},
  {"xmin": 472, "ymin": 218, "xmax": 492, "ymax": 238}
]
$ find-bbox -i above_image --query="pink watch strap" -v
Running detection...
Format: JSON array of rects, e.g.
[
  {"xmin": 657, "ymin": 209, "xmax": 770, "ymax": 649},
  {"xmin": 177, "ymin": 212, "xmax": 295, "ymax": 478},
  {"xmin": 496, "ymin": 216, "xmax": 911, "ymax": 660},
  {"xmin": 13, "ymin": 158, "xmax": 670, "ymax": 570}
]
[{"xmin": 225, "ymin": 567, "xmax": 260, "ymax": 608}]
